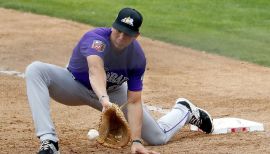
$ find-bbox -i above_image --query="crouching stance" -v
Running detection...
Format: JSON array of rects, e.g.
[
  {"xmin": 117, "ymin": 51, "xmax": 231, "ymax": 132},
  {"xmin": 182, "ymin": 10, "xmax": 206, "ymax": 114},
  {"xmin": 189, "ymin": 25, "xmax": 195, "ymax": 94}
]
[{"xmin": 25, "ymin": 7, "xmax": 213, "ymax": 154}]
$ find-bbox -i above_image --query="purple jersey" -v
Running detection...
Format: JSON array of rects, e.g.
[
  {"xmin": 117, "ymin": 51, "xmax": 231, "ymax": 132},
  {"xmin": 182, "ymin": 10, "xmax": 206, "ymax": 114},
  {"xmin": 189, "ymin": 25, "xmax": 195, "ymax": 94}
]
[{"xmin": 67, "ymin": 28, "xmax": 146, "ymax": 91}]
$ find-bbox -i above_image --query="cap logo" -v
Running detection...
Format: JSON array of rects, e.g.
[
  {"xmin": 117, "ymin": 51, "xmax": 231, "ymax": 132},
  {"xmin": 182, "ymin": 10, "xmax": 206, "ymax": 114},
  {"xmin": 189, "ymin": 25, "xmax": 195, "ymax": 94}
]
[{"xmin": 121, "ymin": 16, "xmax": 134, "ymax": 26}]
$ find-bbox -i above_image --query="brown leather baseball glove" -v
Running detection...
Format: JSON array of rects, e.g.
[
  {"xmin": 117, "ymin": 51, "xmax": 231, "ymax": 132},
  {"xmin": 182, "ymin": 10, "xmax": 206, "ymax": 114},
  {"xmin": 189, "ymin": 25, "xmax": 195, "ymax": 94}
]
[{"xmin": 96, "ymin": 103, "xmax": 131, "ymax": 148}]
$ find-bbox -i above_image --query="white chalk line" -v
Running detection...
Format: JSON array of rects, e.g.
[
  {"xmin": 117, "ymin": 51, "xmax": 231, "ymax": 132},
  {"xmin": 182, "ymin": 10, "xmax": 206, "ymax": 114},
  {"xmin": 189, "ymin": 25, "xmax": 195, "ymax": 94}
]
[
  {"xmin": 0, "ymin": 69, "xmax": 25, "ymax": 78},
  {"xmin": 144, "ymin": 105, "xmax": 170, "ymax": 114},
  {"xmin": 0, "ymin": 69, "xmax": 170, "ymax": 114}
]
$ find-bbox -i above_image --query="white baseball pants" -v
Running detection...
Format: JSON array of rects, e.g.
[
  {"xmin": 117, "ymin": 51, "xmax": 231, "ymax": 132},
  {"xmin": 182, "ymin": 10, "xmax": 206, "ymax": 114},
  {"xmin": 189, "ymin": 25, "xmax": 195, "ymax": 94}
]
[{"xmin": 25, "ymin": 61, "xmax": 190, "ymax": 145}]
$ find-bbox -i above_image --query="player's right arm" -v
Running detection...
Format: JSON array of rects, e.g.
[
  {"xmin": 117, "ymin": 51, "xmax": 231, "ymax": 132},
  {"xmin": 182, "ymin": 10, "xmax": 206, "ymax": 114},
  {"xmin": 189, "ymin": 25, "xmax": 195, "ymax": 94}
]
[{"xmin": 87, "ymin": 55, "xmax": 111, "ymax": 110}]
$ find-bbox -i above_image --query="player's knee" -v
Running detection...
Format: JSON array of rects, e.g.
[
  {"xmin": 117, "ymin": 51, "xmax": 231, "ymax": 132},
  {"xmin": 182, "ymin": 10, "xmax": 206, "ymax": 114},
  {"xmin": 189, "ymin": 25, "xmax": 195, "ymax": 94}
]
[
  {"xmin": 151, "ymin": 138, "xmax": 167, "ymax": 145},
  {"xmin": 25, "ymin": 61, "xmax": 45, "ymax": 78},
  {"xmin": 144, "ymin": 132, "xmax": 168, "ymax": 145}
]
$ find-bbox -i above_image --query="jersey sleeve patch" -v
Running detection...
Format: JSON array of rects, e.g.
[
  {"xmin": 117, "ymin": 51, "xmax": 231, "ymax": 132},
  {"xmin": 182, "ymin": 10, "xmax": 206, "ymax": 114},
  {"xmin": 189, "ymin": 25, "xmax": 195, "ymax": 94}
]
[{"xmin": 91, "ymin": 40, "xmax": 106, "ymax": 52}]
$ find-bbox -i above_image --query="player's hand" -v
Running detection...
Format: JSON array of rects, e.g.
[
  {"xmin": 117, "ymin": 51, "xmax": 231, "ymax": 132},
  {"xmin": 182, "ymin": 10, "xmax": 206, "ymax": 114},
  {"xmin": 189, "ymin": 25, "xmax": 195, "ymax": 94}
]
[
  {"xmin": 131, "ymin": 142, "xmax": 159, "ymax": 154},
  {"xmin": 100, "ymin": 99, "xmax": 112, "ymax": 112}
]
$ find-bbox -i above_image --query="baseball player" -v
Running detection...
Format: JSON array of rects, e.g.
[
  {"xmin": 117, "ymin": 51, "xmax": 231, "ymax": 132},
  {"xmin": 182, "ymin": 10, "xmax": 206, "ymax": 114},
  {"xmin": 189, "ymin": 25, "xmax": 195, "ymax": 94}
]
[{"xmin": 25, "ymin": 7, "xmax": 213, "ymax": 154}]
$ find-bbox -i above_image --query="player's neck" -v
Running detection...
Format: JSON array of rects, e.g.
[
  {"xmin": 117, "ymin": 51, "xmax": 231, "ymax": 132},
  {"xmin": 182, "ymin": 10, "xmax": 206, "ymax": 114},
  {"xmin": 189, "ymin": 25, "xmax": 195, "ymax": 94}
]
[{"xmin": 110, "ymin": 41, "xmax": 126, "ymax": 54}]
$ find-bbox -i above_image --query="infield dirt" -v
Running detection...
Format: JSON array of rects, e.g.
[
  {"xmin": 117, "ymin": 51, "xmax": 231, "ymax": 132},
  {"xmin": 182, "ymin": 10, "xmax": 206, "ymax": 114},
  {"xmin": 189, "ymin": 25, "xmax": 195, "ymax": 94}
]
[{"xmin": 0, "ymin": 8, "xmax": 269, "ymax": 154}]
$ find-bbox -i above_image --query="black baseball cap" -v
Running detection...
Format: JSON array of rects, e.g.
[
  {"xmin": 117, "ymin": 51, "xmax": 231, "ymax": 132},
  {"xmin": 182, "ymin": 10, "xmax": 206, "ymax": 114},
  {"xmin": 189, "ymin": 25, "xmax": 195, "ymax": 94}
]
[{"xmin": 112, "ymin": 8, "xmax": 143, "ymax": 36}]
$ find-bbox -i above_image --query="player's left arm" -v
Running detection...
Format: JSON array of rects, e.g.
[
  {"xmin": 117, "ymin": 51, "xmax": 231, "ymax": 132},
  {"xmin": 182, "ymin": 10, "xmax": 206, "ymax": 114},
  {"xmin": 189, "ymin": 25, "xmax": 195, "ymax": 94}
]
[
  {"xmin": 127, "ymin": 90, "xmax": 143, "ymax": 141},
  {"xmin": 127, "ymin": 91, "xmax": 159, "ymax": 154}
]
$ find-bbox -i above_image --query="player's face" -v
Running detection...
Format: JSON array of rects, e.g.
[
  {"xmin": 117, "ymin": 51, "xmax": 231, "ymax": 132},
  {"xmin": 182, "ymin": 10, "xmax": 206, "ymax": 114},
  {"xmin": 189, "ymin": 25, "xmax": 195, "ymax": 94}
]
[{"xmin": 110, "ymin": 28, "xmax": 139, "ymax": 51}]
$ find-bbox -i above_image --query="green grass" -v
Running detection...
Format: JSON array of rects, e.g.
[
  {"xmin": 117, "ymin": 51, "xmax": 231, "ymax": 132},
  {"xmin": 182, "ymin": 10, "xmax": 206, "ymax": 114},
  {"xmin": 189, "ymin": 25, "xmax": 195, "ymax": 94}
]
[{"xmin": 0, "ymin": 0, "xmax": 270, "ymax": 66}]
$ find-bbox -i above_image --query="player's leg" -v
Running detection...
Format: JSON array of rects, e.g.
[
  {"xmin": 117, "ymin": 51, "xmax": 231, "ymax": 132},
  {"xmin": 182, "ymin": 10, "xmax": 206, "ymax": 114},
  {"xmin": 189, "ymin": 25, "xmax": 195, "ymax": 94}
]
[
  {"xmin": 92, "ymin": 82, "xmax": 213, "ymax": 145},
  {"xmin": 143, "ymin": 98, "xmax": 214, "ymax": 145},
  {"xmin": 106, "ymin": 84, "xmax": 188, "ymax": 145},
  {"xmin": 25, "ymin": 61, "xmax": 102, "ymax": 151},
  {"xmin": 108, "ymin": 84, "xmax": 213, "ymax": 146},
  {"xmin": 141, "ymin": 102, "xmax": 190, "ymax": 145}
]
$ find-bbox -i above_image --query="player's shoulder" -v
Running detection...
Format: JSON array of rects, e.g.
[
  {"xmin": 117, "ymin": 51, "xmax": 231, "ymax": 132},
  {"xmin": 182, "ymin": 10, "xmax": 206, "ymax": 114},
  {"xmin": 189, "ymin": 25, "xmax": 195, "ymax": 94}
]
[
  {"xmin": 130, "ymin": 40, "xmax": 145, "ymax": 59},
  {"xmin": 89, "ymin": 27, "xmax": 111, "ymax": 35},
  {"xmin": 82, "ymin": 27, "xmax": 111, "ymax": 43},
  {"xmin": 79, "ymin": 28, "xmax": 111, "ymax": 49},
  {"xmin": 127, "ymin": 40, "xmax": 146, "ymax": 67}
]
